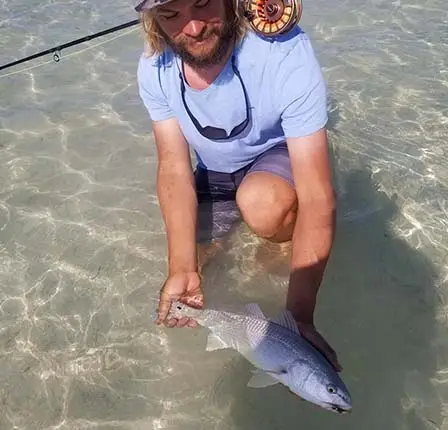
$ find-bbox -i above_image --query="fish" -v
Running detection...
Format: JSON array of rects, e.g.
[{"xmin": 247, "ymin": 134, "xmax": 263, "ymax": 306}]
[{"xmin": 166, "ymin": 301, "xmax": 353, "ymax": 414}]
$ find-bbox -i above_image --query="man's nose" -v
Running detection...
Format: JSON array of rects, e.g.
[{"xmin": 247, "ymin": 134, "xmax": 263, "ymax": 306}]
[{"xmin": 183, "ymin": 20, "xmax": 206, "ymax": 38}]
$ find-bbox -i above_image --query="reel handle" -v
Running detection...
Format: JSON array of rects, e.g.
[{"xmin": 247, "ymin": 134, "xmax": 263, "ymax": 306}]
[{"xmin": 239, "ymin": 0, "xmax": 303, "ymax": 37}]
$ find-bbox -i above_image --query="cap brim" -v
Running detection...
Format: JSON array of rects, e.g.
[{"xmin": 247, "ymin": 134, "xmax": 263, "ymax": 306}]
[
  {"xmin": 134, "ymin": 0, "xmax": 175, "ymax": 12},
  {"xmin": 134, "ymin": 1, "xmax": 147, "ymax": 11}
]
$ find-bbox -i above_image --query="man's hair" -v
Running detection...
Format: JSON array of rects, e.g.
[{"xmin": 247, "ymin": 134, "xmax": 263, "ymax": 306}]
[{"xmin": 139, "ymin": 0, "xmax": 250, "ymax": 56}]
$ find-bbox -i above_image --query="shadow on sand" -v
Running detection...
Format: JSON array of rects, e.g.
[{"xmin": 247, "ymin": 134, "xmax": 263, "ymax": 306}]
[{"xmin": 197, "ymin": 156, "xmax": 441, "ymax": 429}]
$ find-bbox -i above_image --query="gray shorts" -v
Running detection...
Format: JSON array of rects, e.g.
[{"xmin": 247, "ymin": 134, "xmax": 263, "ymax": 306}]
[{"xmin": 195, "ymin": 142, "xmax": 294, "ymax": 243}]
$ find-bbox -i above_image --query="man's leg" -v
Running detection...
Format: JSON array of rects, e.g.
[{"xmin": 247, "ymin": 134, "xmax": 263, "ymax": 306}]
[
  {"xmin": 194, "ymin": 166, "xmax": 243, "ymax": 272},
  {"xmin": 235, "ymin": 143, "xmax": 297, "ymax": 243}
]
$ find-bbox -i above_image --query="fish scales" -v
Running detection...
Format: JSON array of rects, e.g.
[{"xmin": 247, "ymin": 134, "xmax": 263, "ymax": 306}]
[
  {"xmin": 200, "ymin": 308, "xmax": 270, "ymax": 353},
  {"xmin": 200, "ymin": 309, "xmax": 315, "ymax": 372},
  {"xmin": 245, "ymin": 316, "xmax": 325, "ymax": 373}
]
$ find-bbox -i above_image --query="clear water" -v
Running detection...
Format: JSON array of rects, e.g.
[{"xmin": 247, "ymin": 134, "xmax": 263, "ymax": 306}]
[{"xmin": 0, "ymin": 0, "xmax": 447, "ymax": 429}]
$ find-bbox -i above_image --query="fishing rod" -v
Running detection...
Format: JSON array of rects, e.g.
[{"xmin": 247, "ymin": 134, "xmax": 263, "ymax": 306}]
[{"xmin": 0, "ymin": 18, "xmax": 140, "ymax": 72}]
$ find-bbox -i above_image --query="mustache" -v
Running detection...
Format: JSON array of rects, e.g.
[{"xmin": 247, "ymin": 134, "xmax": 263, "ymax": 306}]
[{"xmin": 176, "ymin": 25, "xmax": 221, "ymax": 46}]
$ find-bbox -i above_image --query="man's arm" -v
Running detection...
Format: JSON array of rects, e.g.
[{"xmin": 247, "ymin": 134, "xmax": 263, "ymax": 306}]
[
  {"xmin": 152, "ymin": 118, "xmax": 198, "ymax": 275},
  {"xmin": 286, "ymin": 127, "xmax": 336, "ymax": 324}
]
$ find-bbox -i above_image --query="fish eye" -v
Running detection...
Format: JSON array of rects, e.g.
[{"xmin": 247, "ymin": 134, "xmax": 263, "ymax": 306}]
[
  {"xmin": 176, "ymin": 305, "xmax": 182, "ymax": 310},
  {"xmin": 327, "ymin": 384, "xmax": 337, "ymax": 394}
]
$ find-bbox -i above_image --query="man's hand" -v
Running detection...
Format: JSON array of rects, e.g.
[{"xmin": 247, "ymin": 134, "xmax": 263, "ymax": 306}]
[
  {"xmin": 296, "ymin": 321, "xmax": 342, "ymax": 372},
  {"xmin": 156, "ymin": 272, "xmax": 204, "ymax": 328}
]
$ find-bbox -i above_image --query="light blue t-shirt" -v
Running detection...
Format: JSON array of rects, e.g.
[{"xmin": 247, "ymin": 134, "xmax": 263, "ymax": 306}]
[{"xmin": 137, "ymin": 25, "xmax": 328, "ymax": 173}]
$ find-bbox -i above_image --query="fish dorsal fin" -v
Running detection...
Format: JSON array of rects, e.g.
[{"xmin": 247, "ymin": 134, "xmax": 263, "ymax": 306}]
[
  {"xmin": 272, "ymin": 310, "xmax": 301, "ymax": 335},
  {"xmin": 245, "ymin": 303, "xmax": 266, "ymax": 319}
]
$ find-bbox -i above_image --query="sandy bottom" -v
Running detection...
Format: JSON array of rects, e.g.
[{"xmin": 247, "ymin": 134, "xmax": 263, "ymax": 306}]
[{"xmin": 0, "ymin": 0, "xmax": 447, "ymax": 429}]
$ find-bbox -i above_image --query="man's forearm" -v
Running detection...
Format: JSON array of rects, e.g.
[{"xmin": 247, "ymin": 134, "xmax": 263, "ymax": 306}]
[
  {"xmin": 286, "ymin": 200, "xmax": 336, "ymax": 324},
  {"xmin": 157, "ymin": 165, "xmax": 198, "ymax": 275}
]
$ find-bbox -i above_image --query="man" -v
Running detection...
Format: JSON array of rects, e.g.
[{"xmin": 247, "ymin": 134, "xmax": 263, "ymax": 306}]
[{"xmin": 135, "ymin": 0, "xmax": 342, "ymax": 371}]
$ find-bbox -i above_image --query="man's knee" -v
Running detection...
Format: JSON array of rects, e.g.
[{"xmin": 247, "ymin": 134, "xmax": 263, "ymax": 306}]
[{"xmin": 236, "ymin": 172, "xmax": 297, "ymax": 239}]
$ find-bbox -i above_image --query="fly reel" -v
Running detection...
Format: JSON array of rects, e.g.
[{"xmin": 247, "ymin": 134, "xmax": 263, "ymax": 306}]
[{"xmin": 240, "ymin": 0, "xmax": 303, "ymax": 37}]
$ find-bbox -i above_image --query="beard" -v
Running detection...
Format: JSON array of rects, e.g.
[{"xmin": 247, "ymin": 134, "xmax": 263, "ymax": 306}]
[{"xmin": 161, "ymin": 19, "xmax": 237, "ymax": 69}]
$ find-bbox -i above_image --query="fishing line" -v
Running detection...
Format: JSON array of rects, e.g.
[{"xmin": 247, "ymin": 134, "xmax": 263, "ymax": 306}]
[{"xmin": 0, "ymin": 25, "xmax": 139, "ymax": 79}]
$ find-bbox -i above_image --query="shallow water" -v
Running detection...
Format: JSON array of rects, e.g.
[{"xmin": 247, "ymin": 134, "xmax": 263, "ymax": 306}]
[{"xmin": 0, "ymin": 0, "xmax": 447, "ymax": 429}]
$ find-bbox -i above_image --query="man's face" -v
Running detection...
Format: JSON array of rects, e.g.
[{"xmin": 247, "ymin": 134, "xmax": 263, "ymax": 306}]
[{"xmin": 154, "ymin": 0, "xmax": 236, "ymax": 68}]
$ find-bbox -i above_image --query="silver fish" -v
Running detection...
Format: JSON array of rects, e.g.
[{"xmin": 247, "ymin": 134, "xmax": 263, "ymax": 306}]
[{"xmin": 167, "ymin": 301, "xmax": 353, "ymax": 414}]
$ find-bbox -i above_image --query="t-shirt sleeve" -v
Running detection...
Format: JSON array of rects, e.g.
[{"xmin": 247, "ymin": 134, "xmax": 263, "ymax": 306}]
[
  {"xmin": 275, "ymin": 35, "xmax": 328, "ymax": 138},
  {"xmin": 137, "ymin": 54, "xmax": 174, "ymax": 122}
]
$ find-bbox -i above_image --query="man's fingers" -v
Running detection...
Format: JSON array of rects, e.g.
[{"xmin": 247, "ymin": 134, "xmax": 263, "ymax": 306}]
[
  {"xmin": 321, "ymin": 344, "xmax": 342, "ymax": 372},
  {"xmin": 187, "ymin": 319, "xmax": 199, "ymax": 328},
  {"xmin": 322, "ymin": 340, "xmax": 336, "ymax": 356},
  {"xmin": 183, "ymin": 294, "xmax": 204, "ymax": 309},
  {"xmin": 330, "ymin": 354, "xmax": 343, "ymax": 372},
  {"xmin": 177, "ymin": 317, "xmax": 190, "ymax": 328},
  {"xmin": 320, "ymin": 345, "xmax": 342, "ymax": 371},
  {"xmin": 304, "ymin": 331, "xmax": 342, "ymax": 372},
  {"xmin": 161, "ymin": 317, "xmax": 198, "ymax": 329},
  {"xmin": 166, "ymin": 317, "xmax": 178, "ymax": 328},
  {"xmin": 316, "ymin": 337, "xmax": 342, "ymax": 372},
  {"xmin": 156, "ymin": 293, "xmax": 173, "ymax": 325}
]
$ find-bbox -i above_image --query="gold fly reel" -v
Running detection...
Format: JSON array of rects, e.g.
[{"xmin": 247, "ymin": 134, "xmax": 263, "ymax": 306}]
[{"xmin": 242, "ymin": 0, "xmax": 303, "ymax": 37}]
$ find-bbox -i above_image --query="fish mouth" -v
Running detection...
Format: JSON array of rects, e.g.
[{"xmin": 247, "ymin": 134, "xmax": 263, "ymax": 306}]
[{"xmin": 329, "ymin": 404, "xmax": 352, "ymax": 414}]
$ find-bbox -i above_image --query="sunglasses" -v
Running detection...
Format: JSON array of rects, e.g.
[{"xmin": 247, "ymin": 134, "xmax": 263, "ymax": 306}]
[{"xmin": 179, "ymin": 56, "xmax": 250, "ymax": 141}]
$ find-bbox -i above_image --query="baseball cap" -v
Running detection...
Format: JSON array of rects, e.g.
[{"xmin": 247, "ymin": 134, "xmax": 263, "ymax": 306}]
[{"xmin": 134, "ymin": 0, "xmax": 175, "ymax": 11}]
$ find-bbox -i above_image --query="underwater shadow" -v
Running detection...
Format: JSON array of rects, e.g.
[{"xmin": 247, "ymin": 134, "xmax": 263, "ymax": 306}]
[{"xmin": 204, "ymin": 164, "xmax": 441, "ymax": 429}]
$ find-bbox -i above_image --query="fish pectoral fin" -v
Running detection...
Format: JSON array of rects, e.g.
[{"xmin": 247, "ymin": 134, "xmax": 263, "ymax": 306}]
[
  {"xmin": 205, "ymin": 333, "xmax": 229, "ymax": 352},
  {"xmin": 247, "ymin": 369, "xmax": 280, "ymax": 388}
]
